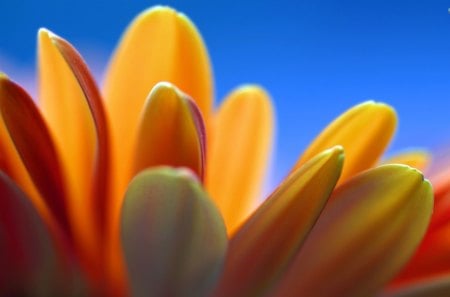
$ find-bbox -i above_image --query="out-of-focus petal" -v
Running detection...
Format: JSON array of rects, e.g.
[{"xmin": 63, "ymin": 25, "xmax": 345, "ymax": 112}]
[
  {"xmin": 133, "ymin": 82, "xmax": 206, "ymax": 179},
  {"xmin": 383, "ymin": 276, "xmax": 450, "ymax": 297},
  {"xmin": 294, "ymin": 101, "xmax": 397, "ymax": 185},
  {"xmin": 0, "ymin": 172, "xmax": 66, "ymax": 296},
  {"xmin": 121, "ymin": 167, "xmax": 227, "ymax": 297},
  {"xmin": 206, "ymin": 86, "xmax": 274, "ymax": 233},
  {"xmin": 212, "ymin": 146, "xmax": 343, "ymax": 297},
  {"xmin": 383, "ymin": 150, "xmax": 431, "ymax": 171},
  {"xmin": 0, "ymin": 76, "xmax": 70, "ymax": 236},
  {"xmin": 103, "ymin": 6, "xmax": 213, "ymax": 219},
  {"xmin": 0, "ymin": 74, "xmax": 48, "ymax": 227},
  {"xmin": 271, "ymin": 165, "xmax": 433, "ymax": 297}
]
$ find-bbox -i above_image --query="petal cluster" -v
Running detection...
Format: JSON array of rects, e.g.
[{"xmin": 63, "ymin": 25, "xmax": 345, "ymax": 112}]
[{"xmin": 0, "ymin": 5, "xmax": 437, "ymax": 297}]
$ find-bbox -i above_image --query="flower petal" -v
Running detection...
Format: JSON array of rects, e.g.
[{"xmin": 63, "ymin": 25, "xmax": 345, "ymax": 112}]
[
  {"xmin": 39, "ymin": 29, "xmax": 113, "ymax": 279},
  {"xmin": 294, "ymin": 101, "xmax": 397, "ymax": 184},
  {"xmin": 44, "ymin": 31, "xmax": 111, "ymax": 233},
  {"xmin": 0, "ymin": 76, "xmax": 70, "ymax": 236},
  {"xmin": 133, "ymin": 82, "xmax": 206, "ymax": 179},
  {"xmin": 383, "ymin": 150, "xmax": 431, "ymax": 171},
  {"xmin": 121, "ymin": 167, "xmax": 227, "ymax": 297},
  {"xmin": 206, "ymin": 86, "xmax": 274, "ymax": 232},
  {"xmin": 271, "ymin": 165, "xmax": 433, "ymax": 297},
  {"xmin": 212, "ymin": 146, "xmax": 343, "ymax": 297},
  {"xmin": 103, "ymin": 6, "xmax": 213, "ymax": 217},
  {"xmin": 0, "ymin": 171, "xmax": 66, "ymax": 296}
]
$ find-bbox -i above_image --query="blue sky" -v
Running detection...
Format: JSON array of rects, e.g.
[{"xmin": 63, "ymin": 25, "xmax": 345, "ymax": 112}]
[{"xmin": 0, "ymin": 0, "xmax": 449, "ymax": 183}]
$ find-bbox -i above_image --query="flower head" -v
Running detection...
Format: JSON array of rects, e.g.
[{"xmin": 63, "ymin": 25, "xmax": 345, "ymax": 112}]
[{"xmin": 0, "ymin": 6, "xmax": 434, "ymax": 297}]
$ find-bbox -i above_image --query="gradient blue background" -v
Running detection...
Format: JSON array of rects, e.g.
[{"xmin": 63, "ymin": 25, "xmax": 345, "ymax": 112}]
[{"xmin": 1, "ymin": 0, "xmax": 449, "ymax": 184}]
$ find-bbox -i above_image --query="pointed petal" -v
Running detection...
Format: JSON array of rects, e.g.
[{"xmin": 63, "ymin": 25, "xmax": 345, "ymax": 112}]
[
  {"xmin": 103, "ymin": 6, "xmax": 213, "ymax": 217},
  {"xmin": 45, "ymin": 31, "xmax": 111, "ymax": 233},
  {"xmin": 206, "ymin": 86, "xmax": 274, "ymax": 232},
  {"xmin": 272, "ymin": 165, "xmax": 433, "ymax": 297},
  {"xmin": 383, "ymin": 150, "xmax": 431, "ymax": 171},
  {"xmin": 38, "ymin": 29, "xmax": 111, "ymax": 279},
  {"xmin": 212, "ymin": 146, "xmax": 343, "ymax": 297},
  {"xmin": 383, "ymin": 276, "xmax": 450, "ymax": 297},
  {"xmin": 121, "ymin": 167, "xmax": 227, "ymax": 297},
  {"xmin": 0, "ymin": 171, "xmax": 66, "ymax": 296},
  {"xmin": 294, "ymin": 101, "xmax": 397, "ymax": 184},
  {"xmin": 133, "ymin": 82, "xmax": 206, "ymax": 179},
  {"xmin": 0, "ymin": 76, "xmax": 70, "ymax": 235}
]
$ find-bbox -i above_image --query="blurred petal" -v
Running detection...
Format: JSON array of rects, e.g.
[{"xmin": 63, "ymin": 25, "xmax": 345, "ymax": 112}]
[
  {"xmin": 0, "ymin": 74, "xmax": 48, "ymax": 225},
  {"xmin": 271, "ymin": 165, "xmax": 433, "ymax": 297},
  {"xmin": 294, "ymin": 101, "xmax": 397, "ymax": 184},
  {"xmin": 103, "ymin": 6, "xmax": 213, "ymax": 215},
  {"xmin": 134, "ymin": 82, "xmax": 206, "ymax": 179},
  {"xmin": 383, "ymin": 276, "xmax": 450, "ymax": 297},
  {"xmin": 383, "ymin": 150, "xmax": 430, "ymax": 171},
  {"xmin": 206, "ymin": 86, "xmax": 274, "ymax": 232},
  {"xmin": 0, "ymin": 171, "xmax": 65, "ymax": 296},
  {"xmin": 0, "ymin": 76, "xmax": 70, "ymax": 235},
  {"xmin": 121, "ymin": 167, "xmax": 227, "ymax": 297},
  {"xmin": 212, "ymin": 146, "xmax": 343, "ymax": 297}
]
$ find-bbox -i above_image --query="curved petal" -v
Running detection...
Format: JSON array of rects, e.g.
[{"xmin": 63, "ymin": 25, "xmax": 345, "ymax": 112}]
[
  {"xmin": 271, "ymin": 165, "xmax": 433, "ymax": 297},
  {"xmin": 206, "ymin": 85, "xmax": 274, "ymax": 232},
  {"xmin": 0, "ymin": 171, "xmax": 66, "ymax": 296},
  {"xmin": 121, "ymin": 167, "xmax": 227, "ymax": 297},
  {"xmin": 383, "ymin": 150, "xmax": 431, "ymax": 171},
  {"xmin": 103, "ymin": 6, "xmax": 213, "ymax": 218},
  {"xmin": 133, "ymin": 82, "xmax": 206, "ymax": 179},
  {"xmin": 212, "ymin": 146, "xmax": 343, "ymax": 297},
  {"xmin": 0, "ymin": 76, "xmax": 70, "ymax": 236},
  {"xmin": 294, "ymin": 101, "xmax": 397, "ymax": 184},
  {"xmin": 38, "ymin": 29, "xmax": 111, "ymax": 285}
]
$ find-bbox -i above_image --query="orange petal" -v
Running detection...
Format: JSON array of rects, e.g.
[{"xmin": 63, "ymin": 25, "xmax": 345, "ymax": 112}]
[
  {"xmin": 294, "ymin": 101, "xmax": 397, "ymax": 184},
  {"xmin": 38, "ymin": 29, "xmax": 110, "ymax": 285},
  {"xmin": 133, "ymin": 82, "xmax": 206, "ymax": 179},
  {"xmin": 121, "ymin": 167, "xmax": 227, "ymax": 296},
  {"xmin": 271, "ymin": 165, "xmax": 433, "ymax": 297},
  {"xmin": 0, "ymin": 76, "xmax": 70, "ymax": 236},
  {"xmin": 103, "ymin": 6, "xmax": 213, "ymax": 216},
  {"xmin": 383, "ymin": 150, "xmax": 431, "ymax": 172},
  {"xmin": 205, "ymin": 86, "xmax": 274, "ymax": 233},
  {"xmin": 47, "ymin": 32, "xmax": 111, "ymax": 233},
  {"xmin": 212, "ymin": 146, "xmax": 343, "ymax": 297}
]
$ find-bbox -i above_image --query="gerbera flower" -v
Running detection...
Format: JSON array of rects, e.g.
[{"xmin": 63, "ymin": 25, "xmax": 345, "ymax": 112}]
[{"xmin": 0, "ymin": 6, "xmax": 433, "ymax": 297}]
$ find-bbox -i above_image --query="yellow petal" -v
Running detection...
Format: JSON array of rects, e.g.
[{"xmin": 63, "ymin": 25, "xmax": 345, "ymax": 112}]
[
  {"xmin": 133, "ymin": 82, "xmax": 206, "ymax": 179},
  {"xmin": 294, "ymin": 101, "xmax": 397, "ymax": 184},
  {"xmin": 103, "ymin": 6, "xmax": 213, "ymax": 215},
  {"xmin": 383, "ymin": 150, "xmax": 431, "ymax": 171},
  {"xmin": 212, "ymin": 146, "xmax": 343, "ymax": 297},
  {"xmin": 272, "ymin": 165, "xmax": 433, "ymax": 297},
  {"xmin": 205, "ymin": 86, "xmax": 274, "ymax": 232}
]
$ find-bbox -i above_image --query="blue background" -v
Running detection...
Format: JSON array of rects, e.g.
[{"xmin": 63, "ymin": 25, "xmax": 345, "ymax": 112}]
[{"xmin": 1, "ymin": 0, "xmax": 449, "ymax": 184}]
